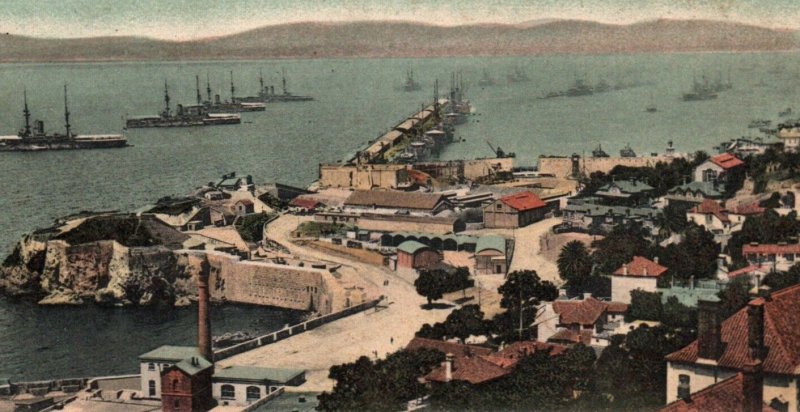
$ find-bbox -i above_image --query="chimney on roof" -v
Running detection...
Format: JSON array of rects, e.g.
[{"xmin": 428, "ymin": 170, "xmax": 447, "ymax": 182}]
[
  {"xmin": 558, "ymin": 288, "xmax": 567, "ymax": 299},
  {"xmin": 198, "ymin": 258, "xmax": 213, "ymax": 363},
  {"xmin": 716, "ymin": 254, "xmax": 729, "ymax": 281},
  {"xmin": 697, "ymin": 297, "xmax": 723, "ymax": 360},
  {"xmin": 583, "ymin": 292, "xmax": 592, "ymax": 300},
  {"xmin": 623, "ymin": 263, "xmax": 628, "ymax": 276},
  {"xmin": 643, "ymin": 266, "xmax": 648, "ymax": 276},
  {"xmin": 654, "ymin": 256, "xmax": 659, "ymax": 265},
  {"xmin": 677, "ymin": 374, "xmax": 691, "ymax": 401},
  {"xmin": 743, "ymin": 299, "xmax": 766, "ymax": 412},
  {"xmin": 444, "ymin": 353, "xmax": 454, "ymax": 382},
  {"xmin": 689, "ymin": 275, "xmax": 694, "ymax": 290}
]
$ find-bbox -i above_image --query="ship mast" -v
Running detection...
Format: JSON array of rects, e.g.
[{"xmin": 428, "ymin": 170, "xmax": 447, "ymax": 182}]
[
  {"xmin": 259, "ymin": 69, "xmax": 264, "ymax": 94},
  {"xmin": 63, "ymin": 84, "xmax": 71, "ymax": 138},
  {"xmin": 230, "ymin": 71, "xmax": 235, "ymax": 102},
  {"xmin": 206, "ymin": 73, "xmax": 212, "ymax": 103},
  {"xmin": 23, "ymin": 88, "xmax": 31, "ymax": 136},
  {"xmin": 196, "ymin": 75, "xmax": 202, "ymax": 105}
]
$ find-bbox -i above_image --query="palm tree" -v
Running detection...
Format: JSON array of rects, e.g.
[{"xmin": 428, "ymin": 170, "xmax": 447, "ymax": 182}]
[{"xmin": 557, "ymin": 240, "xmax": 593, "ymax": 293}]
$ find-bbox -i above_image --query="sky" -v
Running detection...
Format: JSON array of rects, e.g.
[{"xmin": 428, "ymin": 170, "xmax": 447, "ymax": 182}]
[{"xmin": 1, "ymin": 0, "xmax": 799, "ymax": 40}]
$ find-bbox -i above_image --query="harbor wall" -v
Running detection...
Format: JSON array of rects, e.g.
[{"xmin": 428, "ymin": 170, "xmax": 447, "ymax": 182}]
[
  {"xmin": 538, "ymin": 155, "xmax": 676, "ymax": 178},
  {"xmin": 178, "ymin": 250, "xmax": 346, "ymax": 315},
  {"xmin": 213, "ymin": 298, "xmax": 382, "ymax": 361}
]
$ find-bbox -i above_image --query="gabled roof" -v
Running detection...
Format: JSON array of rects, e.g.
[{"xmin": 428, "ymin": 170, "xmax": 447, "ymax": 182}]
[
  {"xmin": 213, "ymin": 366, "xmax": 304, "ymax": 384},
  {"xmin": 173, "ymin": 356, "xmax": 213, "ymax": 376},
  {"xmin": 491, "ymin": 341, "xmax": 567, "ymax": 366},
  {"xmin": 727, "ymin": 264, "xmax": 770, "ymax": 279},
  {"xmin": 406, "ymin": 337, "xmax": 493, "ymax": 358},
  {"xmin": 552, "ymin": 297, "xmax": 608, "ymax": 326},
  {"xmin": 548, "ymin": 329, "xmax": 594, "ymax": 345},
  {"xmin": 597, "ymin": 180, "xmax": 654, "ymax": 195},
  {"xmin": 425, "ymin": 354, "xmax": 510, "ymax": 385},
  {"xmin": 139, "ymin": 345, "xmax": 199, "ymax": 362},
  {"xmin": 397, "ymin": 240, "xmax": 431, "ymax": 255},
  {"xmin": 613, "ymin": 256, "xmax": 668, "ymax": 278},
  {"xmin": 666, "ymin": 285, "xmax": 800, "ymax": 375},
  {"xmin": 708, "ymin": 153, "xmax": 745, "ymax": 170},
  {"xmin": 667, "ymin": 181, "xmax": 723, "ymax": 198},
  {"xmin": 659, "ymin": 373, "xmax": 777, "ymax": 412},
  {"xmin": 344, "ymin": 190, "xmax": 445, "ymax": 211},
  {"xmin": 743, "ymin": 243, "xmax": 800, "ymax": 255},
  {"xmin": 498, "ymin": 191, "xmax": 547, "ymax": 212},
  {"xmin": 235, "ymin": 199, "xmax": 254, "ymax": 206},
  {"xmin": 731, "ymin": 203, "xmax": 765, "ymax": 216},
  {"xmin": 289, "ymin": 197, "xmax": 323, "ymax": 209},
  {"xmin": 690, "ymin": 199, "xmax": 729, "ymax": 223}
]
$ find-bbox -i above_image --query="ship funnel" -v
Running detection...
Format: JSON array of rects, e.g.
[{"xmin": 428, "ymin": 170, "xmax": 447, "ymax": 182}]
[
  {"xmin": 206, "ymin": 73, "xmax": 212, "ymax": 103},
  {"xmin": 214, "ymin": 94, "xmax": 221, "ymax": 105},
  {"xmin": 35, "ymin": 120, "xmax": 44, "ymax": 135}
]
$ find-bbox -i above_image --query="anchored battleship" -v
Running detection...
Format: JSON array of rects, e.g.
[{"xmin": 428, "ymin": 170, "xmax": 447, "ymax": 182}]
[
  {"xmin": 126, "ymin": 81, "xmax": 241, "ymax": 128},
  {"xmin": 0, "ymin": 86, "xmax": 128, "ymax": 151},
  {"xmin": 402, "ymin": 69, "xmax": 421, "ymax": 92},
  {"xmin": 198, "ymin": 73, "xmax": 265, "ymax": 113},
  {"xmin": 239, "ymin": 69, "xmax": 313, "ymax": 103}
]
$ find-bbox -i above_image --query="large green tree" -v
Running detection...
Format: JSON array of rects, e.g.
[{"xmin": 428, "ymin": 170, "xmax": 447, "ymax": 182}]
[
  {"xmin": 591, "ymin": 222, "xmax": 651, "ymax": 275},
  {"xmin": 557, "ymin": 240, "xmax": 593, "ymax": 294},
  {"xmin": 493, "ymin": 270, "xmax": 558, "ymax": 341},
  {"xmin": 414, "ymin": 270, "xmax": 446, "ymax": 306}
]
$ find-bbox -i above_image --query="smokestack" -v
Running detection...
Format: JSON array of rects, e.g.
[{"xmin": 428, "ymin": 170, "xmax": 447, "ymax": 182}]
[
  {"xmin": 697, "ymin": 296, "xmax": 723, "ymax": 360},
  {"xmin": 444, "ymin": 353, "xmax": 453, "ymax": 382},
  {"xmin": 198, "ymin": 259, "xmax": 213, "ymax": 362}
]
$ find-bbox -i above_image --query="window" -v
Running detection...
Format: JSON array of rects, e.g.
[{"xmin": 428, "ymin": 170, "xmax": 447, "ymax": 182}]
[
  {"xmin": 246, "ymin": 386, "xmax": 261, "ymax": 401},
  {"xmin": 172, "ymin": 379, "xmax": 179, "ymax": 391},
  {"xmin": 148, "ymin": 363, "xmax": 155, "ymax": 371},
  {"xmin": 496, "ymin": 204, "xmax": 502, "ymax": 210},
  {"xmin": 148, "ymin": 380, "xmax": 156, "ymax": 397},
  {"xmin": 221, "ymin": 384, "xmax": 236, "ymax": 399},
  {"xmin": 173, "ymin": 399, "xmax": 180, "ymax": 409}
]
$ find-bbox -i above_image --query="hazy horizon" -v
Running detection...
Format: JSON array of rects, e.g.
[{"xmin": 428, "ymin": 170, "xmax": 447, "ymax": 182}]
[{"xmin": 2, "ymin": 0, "xmax": 800, "ymax": 41}]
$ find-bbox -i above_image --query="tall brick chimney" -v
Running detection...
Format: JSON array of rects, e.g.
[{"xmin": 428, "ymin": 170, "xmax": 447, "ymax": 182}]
[
  {"xmin": 742, "ymin": 299, "xmax": 766, "ymax": 412},
  {"xmin": 198, "ymin": 258, "xmax": 213, "ymax": 362},
  {"xmin": 697, "ymin": 296, "xmax": 723, "ymax": 360}
]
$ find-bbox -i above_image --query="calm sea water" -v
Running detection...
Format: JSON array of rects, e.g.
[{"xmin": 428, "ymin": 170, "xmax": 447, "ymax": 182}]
[{"xmin": 0, "ymin": 52, "xmax": 799, "ymax": 380}]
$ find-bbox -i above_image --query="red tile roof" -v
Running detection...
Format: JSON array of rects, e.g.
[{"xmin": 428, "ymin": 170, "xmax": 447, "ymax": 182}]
[
  {"xmin": 690, "ymin": 199, "xmax": 729, "ymax": 223},
  {"xmin": 552, "ymin": 297, "xmax": 608, "ymax": 326},
  {"xmin": 732, "ymin": 203, "xmax": 766, "ymax": 216},
  {"xmin": 613, "ymin": 256, "xmax": 668, "ymax": 278},
  {"xmin": 499, "ymin": 191, "xmax": 547, "ymax": 212},
  {"xmin": 665, "ymin": 285, "xmax": 800, "ymax": 375},
  {"xmin": 743, "ymin": 243, "xmax": 800, "ymax": 256},
  {"xmin": 289, "ymin": 197, "xmax": 322, "ymax": 209},
  {"xmin": 424, "ymin": 354, "xmax": 510, "ymax": 385},
  {"xmin": 659, "ymin": 373, "xmax": 778, "ymax": 412},
  {"xmin": 606, "ymin": 301, "xmax": 630, "ymax": 314},
  {"xmin": 548, "ymin": 329, "xmax": 594, "ymax": 345},
  {"xmin": 489, "ymin": 341, "xmax": 567, "ymax": 367},
  {"xmin": 709, "ymin": 153, "xmax": 745, "ymax": 170},
  {"xmin": 727, "ymin": 264, "xmax": 769, "ymax": 279},
  {"xmin": 406, "ymin": 169, "xmax": 432, "ymax": 185},
  {"xmin": 236, "ymin": 199, "xmax": 254, "ymax": 206},
  {"xmin": 405, "ymin": 337, "xmax": 493, "ymax": 358}
]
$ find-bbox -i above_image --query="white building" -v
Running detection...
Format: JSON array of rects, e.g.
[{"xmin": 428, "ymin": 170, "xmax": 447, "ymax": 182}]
[
  {"xmin": 664, "ymin": 286, "xmax": 800, "ymax": 412},
  {"xmin": 611, "ymin": 256, "xmax": 667, "ymax": 304},
  {"xmin": 139, "ymin": 345, "xmax": 201, "ymax": 399},
  {"xmin": 693, "ymin": 153, "xmax": 744, "ymax": 183},
  {"xmin": 778, "ymin": 127, "xmax": 800, "ymax": 152},
  {"xmin": 212, "ymin": 366, "xmax": 306, "ymax": 407},
  {"xmin": 742, "ymin": 242, "xmax": 800, "ymax": 272}
]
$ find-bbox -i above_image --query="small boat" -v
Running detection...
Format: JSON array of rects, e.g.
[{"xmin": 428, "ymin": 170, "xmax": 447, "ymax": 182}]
[
  {"xmin": 592, "ymin": 144, "xmax": 609, "ymax": 158},
  {"xmin": 748, "ymin": 119, "xmax": 772, "ymax": 129},
  {"xmin": 620, "ymin": 144, "xmax": 636, "ymax": 158}
]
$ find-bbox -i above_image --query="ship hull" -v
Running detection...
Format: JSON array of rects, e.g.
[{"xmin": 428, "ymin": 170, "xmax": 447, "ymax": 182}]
[
  {"xmin": 126, "ymin": 115, "xmax": 241, "ymax": 128},
  {"xmin": 0, "ymin": 137, "xmax": 128, "ymax": 152}
]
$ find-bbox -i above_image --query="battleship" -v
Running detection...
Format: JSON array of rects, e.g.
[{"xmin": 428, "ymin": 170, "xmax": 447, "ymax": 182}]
[
  {"xmin": 125, "ymin": 81, "xmax": 241, "ymax": 128},
  {"xmin": 682, "ymin": 75, "xmax": 718, "ymax": 101},
  {"xmin": 0, "ymin": 86, "xmax": 127, "ymax": 151},
  {"xmin": 198, "ymin": 73, "xmax": 265, "ymax": 113},
  {"xmin": 267, "ymin": 69, "xmax": 314, "ymax": 102},
  {"xmin": 402, "ymin": 69, "xmax": 421, "ymax": 92}
]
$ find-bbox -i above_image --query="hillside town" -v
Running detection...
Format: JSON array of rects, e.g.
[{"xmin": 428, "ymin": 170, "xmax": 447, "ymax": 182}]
[{"xmin": 4, "ymin": 81, "xmax": 800, "ymax": 412}]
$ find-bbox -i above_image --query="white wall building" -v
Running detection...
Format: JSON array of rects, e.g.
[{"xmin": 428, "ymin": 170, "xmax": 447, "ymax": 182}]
[
  {"xmin": 611, "ymin": 256, "xmax": 667, "ymax": 304},
  {"xmin": 138, "ymin": 345, "xmax": 201, "ymax": 399}
]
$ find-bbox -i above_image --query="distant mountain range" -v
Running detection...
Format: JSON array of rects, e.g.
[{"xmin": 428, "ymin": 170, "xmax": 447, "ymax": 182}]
[{"xmin": 0, "ymin": 19, "xmax": 797, "ymax": 62}]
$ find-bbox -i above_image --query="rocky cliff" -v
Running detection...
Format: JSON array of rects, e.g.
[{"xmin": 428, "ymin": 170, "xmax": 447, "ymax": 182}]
[{"xmin": 0, "ymin": 235, "xmax": 196, "ymax": 306}]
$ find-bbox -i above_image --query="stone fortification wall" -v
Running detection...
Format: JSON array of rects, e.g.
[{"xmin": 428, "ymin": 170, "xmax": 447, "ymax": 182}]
[
  {"xmin": 538, "ymin": 155, "xmax": 675, "ymax": 178},
  {"xmin": 413, "ymin": 158, "xmax": 514, "ymax": 181},
  {"xmin": 179, "ymin": 250, "xmax": 342, "ymax": 314},
  {"xmin": 318, "ymin": 163, "xmax": 409, "ymax": 190}
]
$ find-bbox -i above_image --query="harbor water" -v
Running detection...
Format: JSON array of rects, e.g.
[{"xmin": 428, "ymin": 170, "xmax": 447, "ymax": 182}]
[{"xmin": 1, "ymin": 52, "xmax": 799, "ymax": 380}]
